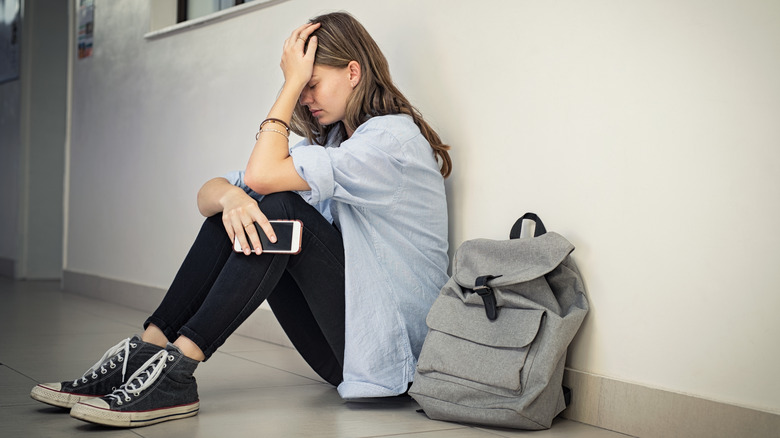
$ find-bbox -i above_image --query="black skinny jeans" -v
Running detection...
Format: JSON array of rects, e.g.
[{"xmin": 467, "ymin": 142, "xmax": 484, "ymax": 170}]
[{"xmin": 144, "ymin": 192, "xmax": 346, "ymax": 386}]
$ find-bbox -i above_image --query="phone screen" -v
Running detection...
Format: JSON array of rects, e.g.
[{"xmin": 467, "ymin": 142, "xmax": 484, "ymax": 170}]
[
  {"xmin": 256, "ymin": 222, "xmax": 294, "ymax": 252},
  {"xmin": 234, "ymin": 220, "xmax": 302, "ymax": 254}
]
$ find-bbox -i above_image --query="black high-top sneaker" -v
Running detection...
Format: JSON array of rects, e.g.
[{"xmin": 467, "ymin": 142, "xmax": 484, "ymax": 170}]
[
  {"xmin": 30, "ymin": 335, "xmax": 163, "ymax": 409},
  {"xmin": 70, "ymin": 343, "xmax": 200, "ymax": 428}
]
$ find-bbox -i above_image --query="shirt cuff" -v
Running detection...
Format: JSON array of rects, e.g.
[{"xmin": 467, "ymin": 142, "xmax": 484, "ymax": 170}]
[
  {"xmin": 291, "ymin": 145, "xmax": 336, "ymax": 205},
  {"xmin": 221, "ymin": 170, "xmax": 264, "ymax": 202}
]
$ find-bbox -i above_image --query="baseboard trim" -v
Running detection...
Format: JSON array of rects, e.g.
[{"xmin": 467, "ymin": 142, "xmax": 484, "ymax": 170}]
[
  {"xmin": 561, "ymin": 369, "xmax": 779, "ymax": 437},
  {"xmin": 0, "ymin": 257, "xmax": 15, "ymax": 278},
  {"xmin": 61, "ymin": 270, "xmax": 293, "ymax": 348}
]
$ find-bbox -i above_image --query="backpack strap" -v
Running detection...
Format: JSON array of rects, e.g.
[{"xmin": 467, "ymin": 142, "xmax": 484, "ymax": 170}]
[
  {"xmin": 473, "ymin": 275, "xmax": 501, "ymax": 321},
  {"xmin": 509, "ymin": 212, "xmax": 547, "ymax": 239}
]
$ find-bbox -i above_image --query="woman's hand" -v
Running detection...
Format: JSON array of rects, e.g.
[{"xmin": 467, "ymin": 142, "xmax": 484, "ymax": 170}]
[
  {"xmin": 280, "ymin": 22, "xmax": 321, "ymax": 89},
  {"xmin": 197, "ymin": 178, "xmax": 276, "ymax": 255},
  {"xmin": 220, "ymin": 188, "xmax": 277, "ymax": 255}
]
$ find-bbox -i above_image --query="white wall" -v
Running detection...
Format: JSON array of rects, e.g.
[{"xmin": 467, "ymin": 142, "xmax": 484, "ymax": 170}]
[{"xmin": 65, "ymin": 0, "xmax": 780, "ymax": 414}]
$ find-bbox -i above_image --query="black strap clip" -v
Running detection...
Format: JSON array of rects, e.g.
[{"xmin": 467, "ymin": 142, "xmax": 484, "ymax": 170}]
[{"xmin": 473, "ymin": 275, "xmax": 501, "ymax": 321}]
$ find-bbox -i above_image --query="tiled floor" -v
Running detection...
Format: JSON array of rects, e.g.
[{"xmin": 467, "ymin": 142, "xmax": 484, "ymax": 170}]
[{"xmin": 0, "ymin": 277, "xmax": 629, "ymax": 437}]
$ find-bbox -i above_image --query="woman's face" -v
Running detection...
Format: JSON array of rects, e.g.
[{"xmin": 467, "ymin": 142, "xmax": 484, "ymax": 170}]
[{"xmin": 299, "ymin": 64, "xmax": 354, "ymax": 127}]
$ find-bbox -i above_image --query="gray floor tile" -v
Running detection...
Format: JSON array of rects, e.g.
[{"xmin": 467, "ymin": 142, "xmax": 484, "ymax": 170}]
[
  {"xmin": 195, "ymin": 350, "xmax": 323, "ymax": 393},
  {"xmin": 388, "ymin": 428, "xmax": 503, "ymax": 437},
  {"xmin": 0, "ymin": 403, "xmax": 141, "ymax": 437},
  {"xmin": 228, "ymin": 347, "xmax": 327, "ymax": 383},
  {"xmin": 0, "ymin": 365, "xmax": 39, "ymax": 407},
  {"xmin": 476, "ymin": 418, "xmax": 632, "ymax": 437},
  {"xmin": 3, "ymin": 332, "xmax": 144, "ymax": 382},
  {"xmin": 218, "ymin": 333, "xmax": 288, "ymax": 353},
  {"xmin": 137, "ymin": 385, "xmax": 457, "ymax": 438},
  {"xmin": 1, "ymin": 278, "xmax": 624, "ymax": 437}
]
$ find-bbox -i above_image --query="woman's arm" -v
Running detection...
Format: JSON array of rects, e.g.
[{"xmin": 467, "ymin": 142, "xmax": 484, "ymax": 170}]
[
  {"xmin": 244, "ymin": 22, "xmax": 320, "ymax": 195},
  {"xmin": 197, "ymin": 177, "xmax": 244, "ymax": 217},
  {"xmin": 243, "ymin": 86, "xmax": 310, "ymax": 195},
  {"xmin": 196, "ymin": 177, "xmax": 277, "ymax": 255}
]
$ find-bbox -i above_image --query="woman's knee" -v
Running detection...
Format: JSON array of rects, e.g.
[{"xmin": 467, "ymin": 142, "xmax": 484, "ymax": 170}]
[{"xmin": 258, "ymin": 192, "xmax": 306, "ymax": 219}]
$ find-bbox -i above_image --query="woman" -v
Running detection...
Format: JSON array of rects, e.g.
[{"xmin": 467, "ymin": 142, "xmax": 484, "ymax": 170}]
[{"xmin": 30, "ymin": 11, "xmax": 451, "ymax": 428}]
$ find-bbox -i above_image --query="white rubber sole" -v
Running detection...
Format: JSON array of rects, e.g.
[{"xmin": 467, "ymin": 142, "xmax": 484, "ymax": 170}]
[
  {"xmin": 70, "ymin": 399, "xmax": 200, "ymax": 427},
  {"xmin": 30, "ymin": 383, "xmax": 97, "ymax": 409}
]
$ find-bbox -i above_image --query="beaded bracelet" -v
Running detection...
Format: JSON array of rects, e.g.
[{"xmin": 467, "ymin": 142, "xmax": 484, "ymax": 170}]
[
  {"xmin": 259, "ymin": 118, "xmax": 290, "ymax": 133},
  {"xmin": 256, "ymin": 128, "xmax": 289, "ymax": 140}
]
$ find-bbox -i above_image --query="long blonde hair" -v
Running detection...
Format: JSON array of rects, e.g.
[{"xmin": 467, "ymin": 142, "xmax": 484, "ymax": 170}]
[{"xmin": 290, "ymin": 12, "xmax": 452, "ymax": 178}]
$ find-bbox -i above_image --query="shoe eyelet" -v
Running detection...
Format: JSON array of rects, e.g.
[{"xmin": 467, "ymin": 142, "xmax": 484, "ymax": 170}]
[
  {"xmin": 91, "ymin": 373, "xmax": 98, "ymax": 379},
  {"xmin": 111, "ymin": 387, "xmax": 116, "ymax": 391},
  {"xmin": 133, "ymin": 392, "xmax": 140, "ymax": 397},
  {"xmin": 168, "ymin": 356, "xmax": 174, "ymax": 361},
  {"xmin": 81, "ymin": 377, "xmax": 88, "ymax": 383},
  {"xmin": 117, "ymin": 401, "xmax": 123, "ymax": 406},
  {"xmin": 110, "ymin": 363, "xmax": 116, "ymax": 369},
  {"xmin": 101, "ymin": 369, "xmax": 107, "ymax": 375},
  {"xmin": 130, "ymin": 343, "xmax": 137, "ymax": 348},
  {"xmin": 124, "ymin": 396, "xmax": 131, "ymax": 402},
  {"xmin": 118, "ymin": 357, "xmax": 124, "ymax": 362}
]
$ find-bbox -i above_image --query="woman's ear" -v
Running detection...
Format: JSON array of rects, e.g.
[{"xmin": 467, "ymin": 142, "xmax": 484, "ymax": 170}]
[{"xmin": 347, "ymin": 60, "xmax": 361, "ymax": 88}]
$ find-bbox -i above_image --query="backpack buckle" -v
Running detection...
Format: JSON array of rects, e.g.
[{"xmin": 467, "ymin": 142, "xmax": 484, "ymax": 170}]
[{"xmin": 474, "ymin": 275, "xmax": 501, "ymax": 321}]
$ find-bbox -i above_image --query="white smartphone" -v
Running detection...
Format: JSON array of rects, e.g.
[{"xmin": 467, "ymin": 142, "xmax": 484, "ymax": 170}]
[{"xmin": 233, "ymin": 220, "xmax": 302, "ymax": 255}]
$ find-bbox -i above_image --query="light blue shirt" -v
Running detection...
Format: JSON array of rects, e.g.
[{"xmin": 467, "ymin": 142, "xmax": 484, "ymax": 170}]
[{"xmin": 224, "ymin": 114, "xmax": 449, "ymax": 398}]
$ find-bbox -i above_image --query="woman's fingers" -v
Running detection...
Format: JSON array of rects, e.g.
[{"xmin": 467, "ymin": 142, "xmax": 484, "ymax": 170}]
[
  {"xmin": 280, "ymin": 22, "xmax": 321, "ymax": 85},
  {"xmin": 304, "ymin": 34, "xmax": 318, "ymax": 61},
  {"xmin": 226, "ymin": 211, "xmax": 254, "ymax": 255},
  {"xmin": 243, "ymin": 206, "xmax": 273, "ymax": 255},
  {"xmin": 290, "ymin": 22, "xmax": 320, "ymax": 43},
  {"xmin": 221, "ymin": 199, "xmax": 269, "ymax": 255},
  {"xmin": 221, "ymin": 215, "xmax": 235, "ymax": 243},
  {"xmin": 283, "ymin": 22, "xmax": 318, "ymax": 52},
  {"xmin": 297, "ymin": 22, "xmax": 321, "ymax": 43},
  {"xmin": 253, "ymin": 214, "xmax": 277, "ymax": 253}
]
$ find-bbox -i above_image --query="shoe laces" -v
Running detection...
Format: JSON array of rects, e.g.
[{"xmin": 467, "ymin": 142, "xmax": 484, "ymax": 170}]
[
  {"xmin": 73, "ymin": 337, "xmax": 137, "ymax": 386},
  {"xmin": 106, "ymin": 350, "xmax": 175, "ymax": 405}
]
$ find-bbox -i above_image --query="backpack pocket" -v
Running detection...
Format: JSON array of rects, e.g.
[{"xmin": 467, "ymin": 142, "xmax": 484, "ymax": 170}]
[{"xmin": 416, "ymin": 294, "xmax": 545, "ymax": 393}]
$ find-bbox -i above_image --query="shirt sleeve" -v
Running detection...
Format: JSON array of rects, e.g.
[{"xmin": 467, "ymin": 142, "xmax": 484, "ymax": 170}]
[
  {"xmin": 222, "ymin": 137, "xmax": 315, "ymax": 201},
  {"xmin": 290, "ymin": 123, "xmax": 406, "ymax": 208},
  {"xmin": 221, "ymin": 170, "xmax": 264, "ymax": 202}
]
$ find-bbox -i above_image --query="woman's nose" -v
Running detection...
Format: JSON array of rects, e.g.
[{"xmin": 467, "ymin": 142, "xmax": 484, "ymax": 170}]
[{"xmin": 299, "ymin": 89, "xmax": 312, "ymax": 105}]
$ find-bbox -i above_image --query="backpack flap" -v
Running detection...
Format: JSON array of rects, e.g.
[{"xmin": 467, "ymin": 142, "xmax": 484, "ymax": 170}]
[
  {"xmin": 420, "ymin": 294, "xmax": 546, "ymax": 391},
  {"xmin": 452, "ymin": 232, "xmax": 574, "ymax": 290},
  {"xmin": 426, "ymin": 295, "xmax": 545, "ymax": 349}
]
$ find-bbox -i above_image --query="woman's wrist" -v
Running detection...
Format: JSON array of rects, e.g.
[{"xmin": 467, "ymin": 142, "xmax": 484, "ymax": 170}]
[
  {"xmin": 257, "ymin": 118, "xmax": 290, "ymax": 140},
  {"xmin": 282, "ymin": 75, "xmax": 308, "ymax": 93},
  {"xmin": 198, "ymin": 177, "xmax": 235, "ymax": 217},
  {"xmin": 281, "ymin": 80, "xmax": 307, "ymax": 105},
  {"xmin": 260, "ymin": 118, "xmax": 290, "ymax": 132},
  {"xmin": 218, "ymin": 184, "xmax": 248, "ymax": 210},
  {"xmin": 263, "ymin": 82, "xmax": 304, "ymax": 129}
]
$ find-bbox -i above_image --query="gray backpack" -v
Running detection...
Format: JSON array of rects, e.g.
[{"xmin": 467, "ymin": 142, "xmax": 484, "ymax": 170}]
[{"xmin": 409, "ymin": 213, "xmax": 589, "ymax": 430}]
